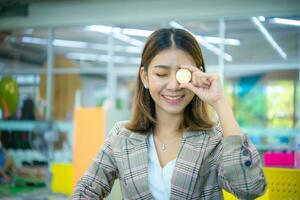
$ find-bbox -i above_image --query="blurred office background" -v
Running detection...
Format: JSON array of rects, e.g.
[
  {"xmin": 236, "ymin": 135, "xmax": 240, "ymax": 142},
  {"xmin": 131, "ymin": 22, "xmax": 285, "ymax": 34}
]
[{"xmin": 0, "ymin": 0, "xmax": 299, "ymax": 199}]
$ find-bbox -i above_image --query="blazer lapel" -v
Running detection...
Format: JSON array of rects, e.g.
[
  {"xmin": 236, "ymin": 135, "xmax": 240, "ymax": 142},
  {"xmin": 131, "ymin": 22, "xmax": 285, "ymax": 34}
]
[
  {"xmin": 121, "ymin": 129, "xmax": 153, "ymax": 199},
  {"xmin": 170, "ymin": 130, "xmax": 210, "ymax": 199}
]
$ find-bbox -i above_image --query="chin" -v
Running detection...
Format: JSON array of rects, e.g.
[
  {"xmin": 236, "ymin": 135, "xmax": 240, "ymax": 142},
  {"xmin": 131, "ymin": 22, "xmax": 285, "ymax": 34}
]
[{"xmin": 163, "ymin": 107, "xmax": 186, "ymax": 115}]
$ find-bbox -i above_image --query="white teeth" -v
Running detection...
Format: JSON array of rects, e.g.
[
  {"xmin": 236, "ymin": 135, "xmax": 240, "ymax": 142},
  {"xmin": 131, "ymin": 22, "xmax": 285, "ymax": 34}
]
[{"xmin": 164, "ymin": 95, "xmax": 183, "ymax": 100}]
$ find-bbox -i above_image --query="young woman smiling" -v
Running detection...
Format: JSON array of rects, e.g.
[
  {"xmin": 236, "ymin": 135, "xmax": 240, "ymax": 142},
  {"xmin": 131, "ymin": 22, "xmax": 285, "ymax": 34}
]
[{"xmin": 73, "ymin": 28, "xmax": 266, "ymax": 200}]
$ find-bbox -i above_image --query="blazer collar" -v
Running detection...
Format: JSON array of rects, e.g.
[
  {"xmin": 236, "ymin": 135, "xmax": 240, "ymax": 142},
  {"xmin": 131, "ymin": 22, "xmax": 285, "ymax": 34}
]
[
  {"xmin": 122, "ymin": 126, "xmax": 211, "ymax": 199},
  {"xmin": 120, "ymin": 127, "xmax": 149, "ymax": 146},
  {"xmin": 123, "ymin": 127, "xmax": 207, "ymax": 145}
]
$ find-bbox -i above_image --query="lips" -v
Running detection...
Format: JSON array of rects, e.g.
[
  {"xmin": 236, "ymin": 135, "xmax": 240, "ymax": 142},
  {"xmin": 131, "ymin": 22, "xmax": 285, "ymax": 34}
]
[{"xmin": 162, "ymin": 95, "xmax": 184, "ymax": 105}]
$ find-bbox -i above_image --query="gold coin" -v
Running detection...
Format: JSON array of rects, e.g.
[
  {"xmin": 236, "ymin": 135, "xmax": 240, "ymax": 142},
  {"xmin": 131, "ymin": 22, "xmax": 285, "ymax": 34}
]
[{"xmin": 176, "ymin": 69, "xmax": 191, "ymax": 83}]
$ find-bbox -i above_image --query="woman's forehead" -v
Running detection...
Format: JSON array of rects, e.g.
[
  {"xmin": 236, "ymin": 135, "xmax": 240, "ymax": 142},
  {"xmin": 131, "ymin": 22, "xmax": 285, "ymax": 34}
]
[
  {"xmin": 152, "ymin": 64, "xmax": 180, "ymax": 71},
  {"xmin": 149, "ymin": 49, "xmax": 196, "ymax": 69}
]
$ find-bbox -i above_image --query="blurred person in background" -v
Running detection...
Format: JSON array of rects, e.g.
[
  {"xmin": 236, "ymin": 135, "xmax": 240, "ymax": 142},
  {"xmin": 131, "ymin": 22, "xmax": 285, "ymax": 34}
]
[
  {"xmin": 73, "ymin": 28, "xmax": 266, "ymax": 200},
  {"xmin": 0, "ymin": 140, "xmax": 16, "ymax": 184}
]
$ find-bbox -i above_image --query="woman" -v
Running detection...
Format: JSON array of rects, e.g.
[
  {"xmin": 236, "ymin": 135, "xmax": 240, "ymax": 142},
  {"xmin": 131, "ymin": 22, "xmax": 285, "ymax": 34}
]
[
  {"xmin": 73, "ymin": 28, "xmax": 266, "ymax": 200},
  {"xmin": 0, "ymin": 141, "xmax": 16, "ymax": 183}
]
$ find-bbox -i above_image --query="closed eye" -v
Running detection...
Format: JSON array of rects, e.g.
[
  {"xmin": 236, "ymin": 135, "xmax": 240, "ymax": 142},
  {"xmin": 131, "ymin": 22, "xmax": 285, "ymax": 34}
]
[{"xmin": 156, "ymin": 74, "xmax": 167, "ymax": 77}]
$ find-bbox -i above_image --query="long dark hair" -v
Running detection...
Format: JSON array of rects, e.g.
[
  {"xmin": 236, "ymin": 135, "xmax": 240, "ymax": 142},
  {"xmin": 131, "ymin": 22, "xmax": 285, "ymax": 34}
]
[{"xmin": 126, "ymin": 28, "xmax": 214, "ymax": 133}]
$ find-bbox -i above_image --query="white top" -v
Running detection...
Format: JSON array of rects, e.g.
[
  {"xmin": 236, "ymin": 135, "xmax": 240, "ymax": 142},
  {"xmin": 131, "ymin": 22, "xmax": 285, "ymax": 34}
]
[{"xmin": 148, "ymin": 134, "xmax": 176, "ymax": 200}]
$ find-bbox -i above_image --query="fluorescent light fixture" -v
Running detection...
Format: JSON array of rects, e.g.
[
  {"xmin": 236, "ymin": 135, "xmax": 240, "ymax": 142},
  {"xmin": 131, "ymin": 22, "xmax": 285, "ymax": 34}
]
[
  {"xmin": 22, "ymin": 36, "xmax": 88, "ymax": 48},
  {"xmin": 122, "ymin": 28, "xmax": 153, "ymax": 37},
  {"xmin": 21, "ymin": 36, "xmax": 142, "ymax": 53},
  {"xmin": 270, "ymin": 18, "xmax": 300, "ymax": 27},
  {"xmin": 112, "ymin": 32, "xmax": 144, "ymax": 47},
  {"xmin": 203, "ymin": 36, "xmax": 240, "ymax": 46},
  {"xmin": 22, "ymin": 36, "xmax": 48, "ymax": 45},
  {"xmin": 87, "ymin": 24, "xmax": 239, "ymax": 47},
  {"xmin": 169, "ymin": 21, "xmax": 233, "ymax": 62},
  {"xmin": 16, "ymin": 75, "xmax": 39, "ymax": 85},
  {"xmin": 85, "ymin": 25, "xmax": 144, "ymax": 47},
  {"xmin": 194, "ymin": 35, "xmax": 232, "ymax": 61},
  {"xmin": 86, "ymin": 25, "xmax": 153, "ymax": 37},
  {"xmin": 85, "ymin": 25, "xmax": 113, "ymax": 33},
  {"xmin": 122, "ymin": 27, "xmax": 240, "ymax": 46},
  {"xmin": 113, "ymin": 45, "xmax": 142, "ymax": 53},
  {"xmin": 251, "ymin": 17, "xmax": 287, "ymax": 59},
  {"xmin": 258, "ymin": 16, "xmax": 265, "ymax": 22},
  {"xmin": 53, "ymin": 39, "xmax": 88, "ymax": 48},
  {"xmin": 66, "ymin": 52, "xmax": 140, "ymax": 64}
]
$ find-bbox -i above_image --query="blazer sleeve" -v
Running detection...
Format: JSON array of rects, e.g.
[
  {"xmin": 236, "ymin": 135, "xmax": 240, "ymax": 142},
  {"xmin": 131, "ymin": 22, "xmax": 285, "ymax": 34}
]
[
  {"xmin": 72, "ymin": 124, "xmax": 120, "ymax": 200},
  {"xmin": 214, "ymin": 122, "xmax": 267, "ymax": 199}
]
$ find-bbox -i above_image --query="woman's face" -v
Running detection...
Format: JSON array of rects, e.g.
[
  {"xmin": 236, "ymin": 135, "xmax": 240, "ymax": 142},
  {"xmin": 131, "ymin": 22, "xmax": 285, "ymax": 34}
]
[{"xmin": 141, "ymin": 48, "xmax": 196, "ymax": 116}]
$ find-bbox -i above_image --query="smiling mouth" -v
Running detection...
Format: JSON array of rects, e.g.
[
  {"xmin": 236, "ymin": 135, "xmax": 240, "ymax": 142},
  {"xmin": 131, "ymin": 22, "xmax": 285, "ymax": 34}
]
[
  {"xmin": 162, "ymin": 95, "xmax": 185, "ymax": 104},
  {"xmin": 162, "ymin": 95, "xmax": 184, "ymax": 100}
]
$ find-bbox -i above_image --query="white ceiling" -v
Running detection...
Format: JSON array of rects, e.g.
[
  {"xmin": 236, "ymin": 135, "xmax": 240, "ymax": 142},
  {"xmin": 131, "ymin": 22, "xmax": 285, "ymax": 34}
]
[{"xmin": 0, "ymin": 0, "xmax": 299, "ymax": 78}]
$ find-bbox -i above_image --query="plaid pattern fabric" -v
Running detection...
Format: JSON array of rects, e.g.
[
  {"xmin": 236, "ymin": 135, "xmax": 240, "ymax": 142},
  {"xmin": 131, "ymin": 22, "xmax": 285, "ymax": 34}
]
[{"xmin": 72, "ymin": 121, "xmax": 266, "ymax": 200}]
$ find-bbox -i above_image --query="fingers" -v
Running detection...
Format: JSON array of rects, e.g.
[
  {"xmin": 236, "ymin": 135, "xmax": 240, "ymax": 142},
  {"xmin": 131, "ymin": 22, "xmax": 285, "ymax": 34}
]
[
  {"xmin": 192, "ymin": 71, "xmax": 211, "ymax": 87},
  {"xmin": 208, "ymin": 74, "xmax": 219, "ymax": 82},
  {"xmin": 180, "ymin": 65, "xmax": 209, "ymax": 87},
  {"xmin": 179, "ymin": 82, "xmax": 200, "ymax": 94},
  {"xmin": 179, "ymin": 65, "xmax": 220, "ymax": 89}
]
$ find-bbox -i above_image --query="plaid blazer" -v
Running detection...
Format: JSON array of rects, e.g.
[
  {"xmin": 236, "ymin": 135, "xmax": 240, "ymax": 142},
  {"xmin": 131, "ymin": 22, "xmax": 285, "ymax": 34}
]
[{"xmin": 73, "ymin": 121, "xmax": 266, "ymax": 200}]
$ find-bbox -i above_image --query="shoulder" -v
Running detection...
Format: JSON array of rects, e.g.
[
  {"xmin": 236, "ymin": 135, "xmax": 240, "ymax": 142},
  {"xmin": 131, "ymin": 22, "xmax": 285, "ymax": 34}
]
[
  {"xmin": 108, "ymin": 120, "xmax": 129, "ymax": 135},
  {"xmin": 107, "ymin": 120, "xmax": 130, "ymax": 141},
  {"xmin": 106, "ymin": 120, "xmax": 147, "ymax": 147},
  {"xmin": 102, "ymin": 121, "xmax": 129, "ymax": 153}
]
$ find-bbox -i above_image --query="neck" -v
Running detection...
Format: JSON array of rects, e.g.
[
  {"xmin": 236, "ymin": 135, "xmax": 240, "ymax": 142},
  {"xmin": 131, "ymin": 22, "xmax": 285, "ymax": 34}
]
[{"xmin": 154, "ymin": 109, "xmax": 183, "ymax": 139}]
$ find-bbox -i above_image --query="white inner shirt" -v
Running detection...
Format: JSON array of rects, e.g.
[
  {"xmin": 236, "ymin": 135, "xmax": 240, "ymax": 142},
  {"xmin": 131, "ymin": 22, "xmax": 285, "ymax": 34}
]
[{"xmin": 148, "ymin": 134, "xmax": 176, "ymax": 200}]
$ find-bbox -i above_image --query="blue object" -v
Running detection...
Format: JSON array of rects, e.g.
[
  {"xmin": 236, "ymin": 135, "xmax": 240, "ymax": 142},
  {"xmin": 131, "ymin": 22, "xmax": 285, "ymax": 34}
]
[
  {"xmin": 279, "ymin": 136, "xmax": 289, "ymax": 144},
  {"xmin": 250, "ymin": 135, "xmax": 261, "ymax": 145},
  {"xmin": 0, "ymin": 149, "xmax": 5, "ymax": 167},
  {"xmin": 244, "ymin": 160, "xmax": 252, "ymax": 167}
]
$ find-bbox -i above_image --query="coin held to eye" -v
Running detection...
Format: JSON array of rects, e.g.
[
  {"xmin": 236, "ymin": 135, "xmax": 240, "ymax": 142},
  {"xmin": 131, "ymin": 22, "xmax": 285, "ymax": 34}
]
[{"xmin": 176, "ymin": 69, "xmax": 191, "ymax": 84}]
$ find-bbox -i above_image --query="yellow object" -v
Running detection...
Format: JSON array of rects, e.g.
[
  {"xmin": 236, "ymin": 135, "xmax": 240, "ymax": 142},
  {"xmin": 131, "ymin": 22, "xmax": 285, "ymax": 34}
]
[
  {"xmin": 223, "ymin": 167, "xmax": 300, "ymax": 200},
  {"xmin": 51, "ymin": 163, "xmax": 74, "ymax": 195},
  {"xmin": 223, "ymin": 189, "xmax": 269, "ymax": 200},
  {"xmin": 264, "ymin": 167, "xmax": 300, "ymax": 199},
  {"xmin": 73, "ymin": 108, "xmax": 106, "ymax": 188}
]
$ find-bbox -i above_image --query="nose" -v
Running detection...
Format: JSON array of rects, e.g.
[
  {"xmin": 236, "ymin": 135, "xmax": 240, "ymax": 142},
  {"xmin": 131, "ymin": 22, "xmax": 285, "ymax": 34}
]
[{"xmin": 166, "ymin": 73, "xmax": 180, "ymax": 90}]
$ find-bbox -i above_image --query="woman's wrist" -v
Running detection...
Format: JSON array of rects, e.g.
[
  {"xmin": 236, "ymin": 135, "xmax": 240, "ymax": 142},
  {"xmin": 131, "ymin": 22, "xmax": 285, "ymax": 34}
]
[
  {"xmin": 212, "ymin": 97, "xmax": 243, "ymax": 137},
  {"xmin": 211, "ymin": 96, "xmax": 229, "ymax": 113}
]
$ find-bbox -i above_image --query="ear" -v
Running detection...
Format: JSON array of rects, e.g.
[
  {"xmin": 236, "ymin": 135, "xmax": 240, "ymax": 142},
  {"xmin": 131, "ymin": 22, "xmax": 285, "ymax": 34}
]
[{"xmin": 140, "ymin": 66, "xmax": 149, "ymax": 88}]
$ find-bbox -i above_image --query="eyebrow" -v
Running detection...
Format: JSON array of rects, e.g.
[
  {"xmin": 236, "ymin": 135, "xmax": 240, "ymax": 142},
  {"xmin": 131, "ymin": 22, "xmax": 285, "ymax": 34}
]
[{"xmin": 154, "ymin": 65, "xmax": 171, "ymax": 69}]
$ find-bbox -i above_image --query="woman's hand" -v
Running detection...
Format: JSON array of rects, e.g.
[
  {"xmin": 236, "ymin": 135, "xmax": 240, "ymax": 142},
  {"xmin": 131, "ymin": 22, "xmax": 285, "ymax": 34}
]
[
  {"xmin": 179, "ymin": 65, "xmax": 225, "ymax": 109},
  {"xmin": 179, "ymin": 65, "xmax": 242, "ymax": 136}
]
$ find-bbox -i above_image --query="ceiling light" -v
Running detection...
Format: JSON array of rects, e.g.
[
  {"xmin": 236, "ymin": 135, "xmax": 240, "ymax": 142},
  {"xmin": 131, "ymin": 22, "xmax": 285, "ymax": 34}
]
[
  {"xmin": 169, "ymin": 21, "xmax": 233, "ymax": 62},
  {"xmin": 251, "ymin": 17, "xmax": 287, "ymax": 59},
  {"xmin": 258, "ymin": 16, "xmax": 265, "ymax": 22},
  {"xmin": 85, "ymin": 25, "xmax": 144, "ymax": 47},
  {"xmin": 270, "ymin": 18, "xmax": 300, "ymax": 27}
]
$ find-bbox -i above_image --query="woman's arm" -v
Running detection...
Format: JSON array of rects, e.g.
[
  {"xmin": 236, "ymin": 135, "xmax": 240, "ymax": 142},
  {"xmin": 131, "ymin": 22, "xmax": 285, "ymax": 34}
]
[
  {"xmin": 179, "ymin": 65, "xmax": 267, "ymax": 199},
  {"xmin": 214, "ymin": 121, "xmax": 267, "ymax": 199},
  {"xmin": 212, "ymin": 97, "xmax": 242, "ymax": 137},
  {"xmin": 209, "ymin": 78, "xmax": 267, "ymax": 198}
]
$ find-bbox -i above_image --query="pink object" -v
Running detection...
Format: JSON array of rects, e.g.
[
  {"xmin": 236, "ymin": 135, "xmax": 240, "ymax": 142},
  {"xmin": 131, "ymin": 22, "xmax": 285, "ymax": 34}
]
[{"xmin": 263, "ymin": 152, "xmax": 295, "ymax": 168}]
